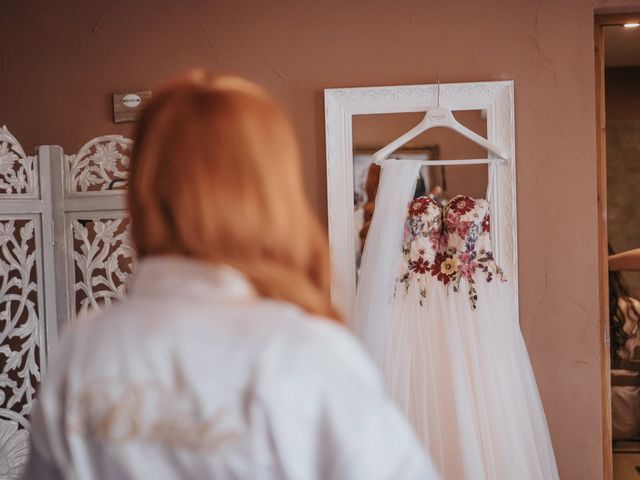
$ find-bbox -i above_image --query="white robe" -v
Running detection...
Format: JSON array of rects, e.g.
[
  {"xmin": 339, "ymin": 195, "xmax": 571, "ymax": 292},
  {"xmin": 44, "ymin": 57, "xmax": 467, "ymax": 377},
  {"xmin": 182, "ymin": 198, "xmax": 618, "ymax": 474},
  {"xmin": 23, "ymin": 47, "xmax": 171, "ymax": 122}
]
[{"xmin": 23, "ymin": 256, "xmax": 437, "ymax": 480}]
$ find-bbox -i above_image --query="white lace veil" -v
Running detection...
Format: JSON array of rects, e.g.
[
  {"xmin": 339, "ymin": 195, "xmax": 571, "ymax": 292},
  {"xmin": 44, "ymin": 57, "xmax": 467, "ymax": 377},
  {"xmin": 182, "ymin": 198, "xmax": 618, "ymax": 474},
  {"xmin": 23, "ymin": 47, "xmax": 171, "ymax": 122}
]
[{"xmin": 352, "ymin": 160, "xmax": 420, "ymax": 370}]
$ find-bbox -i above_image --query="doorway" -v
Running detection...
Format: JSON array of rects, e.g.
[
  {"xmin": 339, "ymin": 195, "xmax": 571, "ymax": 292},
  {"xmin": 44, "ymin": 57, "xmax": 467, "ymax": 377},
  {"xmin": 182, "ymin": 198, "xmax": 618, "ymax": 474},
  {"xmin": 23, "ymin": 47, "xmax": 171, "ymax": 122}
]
[{"xmin": 596, "ymin": 13, "xmax": 640, "ymax": 480}]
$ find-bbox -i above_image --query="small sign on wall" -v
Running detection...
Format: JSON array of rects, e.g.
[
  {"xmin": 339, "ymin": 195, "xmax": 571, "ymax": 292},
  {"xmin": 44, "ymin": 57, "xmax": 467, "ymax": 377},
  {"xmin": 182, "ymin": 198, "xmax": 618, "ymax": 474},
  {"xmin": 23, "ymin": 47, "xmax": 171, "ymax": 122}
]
[{"xmin": 112, "ymin": 90, "xmax": 151, "ymax": 123}]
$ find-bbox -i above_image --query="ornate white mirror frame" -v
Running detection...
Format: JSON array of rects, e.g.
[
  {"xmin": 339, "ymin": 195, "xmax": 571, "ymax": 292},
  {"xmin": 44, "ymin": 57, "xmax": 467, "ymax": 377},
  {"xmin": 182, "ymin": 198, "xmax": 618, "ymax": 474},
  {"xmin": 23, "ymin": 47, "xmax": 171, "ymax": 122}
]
[{"xmin": 324, "ymin": 80, "xmax": 517, "ymax": 321}]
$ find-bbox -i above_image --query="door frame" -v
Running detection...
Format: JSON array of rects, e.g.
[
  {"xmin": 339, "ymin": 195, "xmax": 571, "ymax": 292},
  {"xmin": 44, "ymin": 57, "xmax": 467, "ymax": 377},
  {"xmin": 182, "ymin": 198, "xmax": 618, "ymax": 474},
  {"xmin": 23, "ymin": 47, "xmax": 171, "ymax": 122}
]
[{"xmin": 595, "ymin": 12, "xmax": 640, "ymax": 480}]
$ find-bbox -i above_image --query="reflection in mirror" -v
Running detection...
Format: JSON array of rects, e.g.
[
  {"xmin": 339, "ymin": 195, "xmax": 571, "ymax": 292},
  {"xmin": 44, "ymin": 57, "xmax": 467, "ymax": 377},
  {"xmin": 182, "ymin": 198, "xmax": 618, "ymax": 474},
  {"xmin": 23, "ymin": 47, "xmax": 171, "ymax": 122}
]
[
  {"xmin": 351, "ymin": 110, "xmax": 488, "ymax": 274},
  {"xmin": 604, "ymin": 23, "xmax": 640, "ymax": 466}
]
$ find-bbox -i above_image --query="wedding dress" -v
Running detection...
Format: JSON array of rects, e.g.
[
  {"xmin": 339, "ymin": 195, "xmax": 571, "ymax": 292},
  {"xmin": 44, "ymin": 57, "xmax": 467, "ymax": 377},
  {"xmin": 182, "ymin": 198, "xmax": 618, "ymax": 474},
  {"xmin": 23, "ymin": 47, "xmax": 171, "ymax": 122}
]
[{"xmin": 354, "ymin": 160, "xmax": 559, "ymax": 479}]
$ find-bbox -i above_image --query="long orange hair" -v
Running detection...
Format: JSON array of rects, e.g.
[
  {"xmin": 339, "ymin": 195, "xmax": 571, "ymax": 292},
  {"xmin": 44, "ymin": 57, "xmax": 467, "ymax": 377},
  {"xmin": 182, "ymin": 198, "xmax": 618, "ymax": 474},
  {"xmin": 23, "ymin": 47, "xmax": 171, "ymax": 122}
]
[{"xmin": 128, "ymin": 70, "xmax": 339, "ymax": 321}]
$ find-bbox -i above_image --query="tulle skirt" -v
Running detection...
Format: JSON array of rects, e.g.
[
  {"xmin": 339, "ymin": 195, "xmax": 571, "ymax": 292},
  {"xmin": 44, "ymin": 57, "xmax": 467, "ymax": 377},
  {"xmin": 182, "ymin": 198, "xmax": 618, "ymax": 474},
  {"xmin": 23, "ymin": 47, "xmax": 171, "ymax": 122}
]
[{"xmin": 385, "ymin": 277, "xmax": 559, "ymax": 480}]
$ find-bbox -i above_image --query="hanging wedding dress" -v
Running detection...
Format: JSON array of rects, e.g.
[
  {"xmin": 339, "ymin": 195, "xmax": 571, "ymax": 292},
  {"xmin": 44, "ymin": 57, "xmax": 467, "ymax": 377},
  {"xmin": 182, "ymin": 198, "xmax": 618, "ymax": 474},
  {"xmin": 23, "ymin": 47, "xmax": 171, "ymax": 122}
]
[{"xmin": 354, "ymin": 160, "xmax": 559, "ymax": 480}]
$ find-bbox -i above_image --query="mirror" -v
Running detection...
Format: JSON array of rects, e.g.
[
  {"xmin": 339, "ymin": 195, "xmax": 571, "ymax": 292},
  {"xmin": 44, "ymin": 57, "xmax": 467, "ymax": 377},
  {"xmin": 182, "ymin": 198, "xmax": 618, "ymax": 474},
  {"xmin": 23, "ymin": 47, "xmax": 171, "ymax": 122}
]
[
  {"xmin": 603, "ymin": 22, "xmax": 640, "ymax": 470},
  {"xmin": 325, "ymin": 81, "xmax": 516, "ymax": 321},
  {"xmin": 325, "ymin": 82, "xmax": 560, "ymax": 479}
]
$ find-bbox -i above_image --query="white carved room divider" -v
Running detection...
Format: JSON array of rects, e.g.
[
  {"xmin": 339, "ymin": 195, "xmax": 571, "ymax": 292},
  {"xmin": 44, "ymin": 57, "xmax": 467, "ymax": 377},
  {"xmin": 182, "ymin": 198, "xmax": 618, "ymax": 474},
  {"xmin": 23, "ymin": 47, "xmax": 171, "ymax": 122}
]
[{"xmin": 0, "ymin": 126, "xmax": 134, "ymax": 476}]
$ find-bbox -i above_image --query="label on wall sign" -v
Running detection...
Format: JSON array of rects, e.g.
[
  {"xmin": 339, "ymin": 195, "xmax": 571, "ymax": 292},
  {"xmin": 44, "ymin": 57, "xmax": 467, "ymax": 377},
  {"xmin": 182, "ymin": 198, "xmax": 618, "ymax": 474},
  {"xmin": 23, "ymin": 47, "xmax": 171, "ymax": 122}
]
[
  {"xmin": 113, "ymin": 90, "xmax": 151, "ymax": 123},
  {"xmin": 122, "ymin": 94, "xmax": 142, "ymax": 108}
]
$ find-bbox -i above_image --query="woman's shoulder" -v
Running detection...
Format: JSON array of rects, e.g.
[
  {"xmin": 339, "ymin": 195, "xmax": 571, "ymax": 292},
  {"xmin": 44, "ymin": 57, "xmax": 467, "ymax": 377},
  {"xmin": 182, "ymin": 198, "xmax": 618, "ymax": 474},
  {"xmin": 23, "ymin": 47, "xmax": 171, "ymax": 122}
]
[
  {"xmin": 258, "ymin": 301, "xmax": 368, "ymax": 356},
  {"xmin": 208, "ymin": 297, "xmax": 366, "ymax": 356},
  {"xmin": 253, "ymin": 302, "xmax": 382, "ymax": 391}
]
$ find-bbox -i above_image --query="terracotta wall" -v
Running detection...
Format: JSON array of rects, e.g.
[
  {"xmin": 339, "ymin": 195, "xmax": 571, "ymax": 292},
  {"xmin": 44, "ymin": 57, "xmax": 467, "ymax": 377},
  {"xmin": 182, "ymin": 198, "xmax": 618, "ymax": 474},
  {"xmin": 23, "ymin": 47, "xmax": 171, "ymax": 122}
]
[{"xmin": 3, "ymin": 0, "xmax": 640, "ymax": 478}]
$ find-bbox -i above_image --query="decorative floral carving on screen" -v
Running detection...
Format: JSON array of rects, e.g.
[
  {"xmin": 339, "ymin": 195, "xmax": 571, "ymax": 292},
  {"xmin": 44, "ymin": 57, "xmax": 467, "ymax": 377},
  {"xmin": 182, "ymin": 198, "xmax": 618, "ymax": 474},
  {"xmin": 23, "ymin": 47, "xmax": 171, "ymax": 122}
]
[
  {"xmin": 0, "ymin": 419, "xmax": 29, "ymax": 479},
  {"xmin": 0, "ymin": 126, "xmax": 37, "ymax": 196},
  {"xmin": 67, "ymin": 136, "xmax": 133, "ymax": 193},
  {"xmin": 72, "ymin": 218, "xmax": 134, "ymax": 318},
  {"xmin": 0, "ymin": 218, "xmax": 40, "ymax": 476}
]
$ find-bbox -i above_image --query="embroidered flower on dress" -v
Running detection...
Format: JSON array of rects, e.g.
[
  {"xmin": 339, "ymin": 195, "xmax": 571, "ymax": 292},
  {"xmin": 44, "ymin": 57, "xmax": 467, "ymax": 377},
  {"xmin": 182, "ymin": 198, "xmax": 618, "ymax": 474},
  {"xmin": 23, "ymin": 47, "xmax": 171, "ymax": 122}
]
[
  {"xmin": 398, "ymin": 195, "xmax": 506, "ymax": 310},
  {"xmin": 482, "ymin": 213, "xmax": 490, "ymax": 233},
  {"xmin": 445, "ymin": 216, "xmax": 471, "ymax": 238},
  {"xmin": 408, "ymin": 197, "xmax": 434, "ymax": 217},
  {"xmin": 428, "ymin": 229, "xmax": 441, "ymax": 250},
  {"xmin": 449, "ymin": 196, "xmax": 476, "ymax": 215},
  {"xmin": 440, "ymin": 257, "xmax": 458, "ymax": 276},
  {"xmin": 431, "ymin": 253, "xmax": 453, "ymax": 285},
  {"xmin": 458, "ymin": 251, "xmax": 478, "ymax": 281},
  {"xmin": 409, "ymin": 257, "xmax": 430, "ymax": 274}
]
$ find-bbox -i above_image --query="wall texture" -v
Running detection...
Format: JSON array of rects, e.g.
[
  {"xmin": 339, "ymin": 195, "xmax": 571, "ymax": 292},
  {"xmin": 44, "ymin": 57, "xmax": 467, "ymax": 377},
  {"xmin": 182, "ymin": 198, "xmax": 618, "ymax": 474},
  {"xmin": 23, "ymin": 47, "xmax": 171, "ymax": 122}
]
[{"xmin": 3, "ymin": 0, "xmax": 640, "ymax": 478}]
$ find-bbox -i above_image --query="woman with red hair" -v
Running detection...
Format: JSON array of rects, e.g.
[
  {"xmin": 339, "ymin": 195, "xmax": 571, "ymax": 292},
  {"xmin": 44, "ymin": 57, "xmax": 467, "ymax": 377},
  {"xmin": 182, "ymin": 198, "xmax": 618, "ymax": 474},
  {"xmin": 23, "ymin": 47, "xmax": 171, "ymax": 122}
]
[{"xmin": 23, "ymin": 70, "xmax": 436, "ymax": 480}]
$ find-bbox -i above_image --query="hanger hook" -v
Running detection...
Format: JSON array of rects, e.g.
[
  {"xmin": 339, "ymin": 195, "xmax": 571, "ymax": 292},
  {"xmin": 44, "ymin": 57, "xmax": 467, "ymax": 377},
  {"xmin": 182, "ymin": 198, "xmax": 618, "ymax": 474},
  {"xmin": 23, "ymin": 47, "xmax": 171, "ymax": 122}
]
[{"xmin": 436, "ymin": 78, "xmax": 440, "ymax": 108}]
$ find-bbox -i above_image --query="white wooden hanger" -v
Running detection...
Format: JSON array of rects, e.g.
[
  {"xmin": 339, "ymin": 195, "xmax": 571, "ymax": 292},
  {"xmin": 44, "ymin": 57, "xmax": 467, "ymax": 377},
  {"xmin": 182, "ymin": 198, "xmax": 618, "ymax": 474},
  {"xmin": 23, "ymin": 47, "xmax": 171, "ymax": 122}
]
[{"xmin": 373, "ymin": 80, "xmax": 509, "ymax": 166}]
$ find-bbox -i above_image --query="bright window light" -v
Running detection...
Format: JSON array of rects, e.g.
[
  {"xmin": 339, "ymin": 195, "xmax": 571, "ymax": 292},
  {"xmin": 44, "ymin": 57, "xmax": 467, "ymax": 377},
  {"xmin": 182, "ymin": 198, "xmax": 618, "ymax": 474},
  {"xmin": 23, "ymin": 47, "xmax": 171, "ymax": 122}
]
[{"xmin": 623, "ymin": 22, "xmax": 640, "ymax": 28}]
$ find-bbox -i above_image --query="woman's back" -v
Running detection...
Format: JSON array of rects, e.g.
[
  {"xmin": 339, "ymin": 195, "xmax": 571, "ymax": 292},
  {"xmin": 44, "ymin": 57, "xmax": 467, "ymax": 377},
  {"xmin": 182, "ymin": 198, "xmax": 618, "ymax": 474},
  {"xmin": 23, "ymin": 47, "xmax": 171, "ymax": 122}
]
[
  {"xmin": 23, "ymin": 71, "xmax": 437, "ymax": 479},
  {"xmin": 25, "ymin": 257, "xmax": 434, "ymax": 479}
]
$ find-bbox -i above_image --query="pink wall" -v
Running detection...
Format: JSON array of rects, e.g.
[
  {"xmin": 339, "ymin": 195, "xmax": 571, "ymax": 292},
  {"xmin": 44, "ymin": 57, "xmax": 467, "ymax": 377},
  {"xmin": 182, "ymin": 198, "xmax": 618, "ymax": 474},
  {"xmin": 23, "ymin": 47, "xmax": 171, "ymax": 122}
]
[{"xmin": 3, "ymin": 0, "xmax": 640, "ymax": 477}]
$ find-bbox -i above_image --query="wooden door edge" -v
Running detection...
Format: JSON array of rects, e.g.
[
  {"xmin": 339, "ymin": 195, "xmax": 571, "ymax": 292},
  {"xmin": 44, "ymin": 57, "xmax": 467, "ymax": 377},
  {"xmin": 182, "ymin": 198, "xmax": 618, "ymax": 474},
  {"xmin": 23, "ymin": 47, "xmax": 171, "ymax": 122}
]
[{"xmin": 594, "ymin": 15, "xmax": 612, "ymax": 480}]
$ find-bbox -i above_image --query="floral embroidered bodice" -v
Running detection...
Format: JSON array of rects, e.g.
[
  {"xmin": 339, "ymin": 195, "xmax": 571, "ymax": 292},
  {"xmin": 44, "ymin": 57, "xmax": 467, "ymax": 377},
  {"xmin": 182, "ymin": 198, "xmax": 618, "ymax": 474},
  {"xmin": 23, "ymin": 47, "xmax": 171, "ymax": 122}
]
[{"xmin": 399, "ymin": 195, "xmax": 505, "ymax": 309}]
